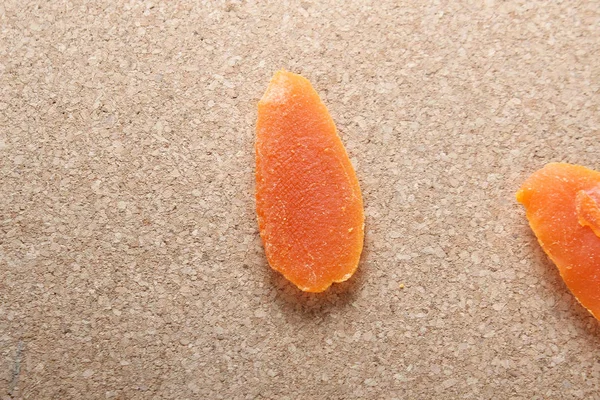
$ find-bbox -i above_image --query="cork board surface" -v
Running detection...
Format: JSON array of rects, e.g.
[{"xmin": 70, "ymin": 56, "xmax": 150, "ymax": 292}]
[{"xmin": 1, "ymin": 1, "xmax": 600, "ymax": 399}]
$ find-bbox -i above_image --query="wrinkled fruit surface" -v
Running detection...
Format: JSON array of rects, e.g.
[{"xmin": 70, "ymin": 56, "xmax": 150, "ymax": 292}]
[
  {"xmin": 517, "ymin": 162, "xmax": 600, "ymax": 319},
  {"xmin": 255, "ymin": 70, "xmax": 364, "ymax": 292}
]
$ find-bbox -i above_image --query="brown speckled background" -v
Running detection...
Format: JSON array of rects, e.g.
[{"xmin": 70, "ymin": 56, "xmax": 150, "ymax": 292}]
[{"xmin": 1, "ymin": 1, "xmax": 600, "ymax": 399}]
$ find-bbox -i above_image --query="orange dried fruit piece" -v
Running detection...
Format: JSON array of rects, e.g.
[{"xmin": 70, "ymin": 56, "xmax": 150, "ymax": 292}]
[
  {"xmin": 255, "ymin": 70, "xmax": 364, "ymax": 293},
  {"xmin": 516, "ymin": 162, "xmax": 600, "ymax": 319}
]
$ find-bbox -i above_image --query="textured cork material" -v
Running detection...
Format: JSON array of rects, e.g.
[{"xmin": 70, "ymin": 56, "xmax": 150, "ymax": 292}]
[{"xmin": 1, "ymin": 1, "xmax": 599, "ymax": 399}]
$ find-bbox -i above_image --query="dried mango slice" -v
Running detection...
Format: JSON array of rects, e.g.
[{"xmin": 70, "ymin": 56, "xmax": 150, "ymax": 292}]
[
  {"xmin": 255, "ymin": 70, "xmax": 364, "ymax": 292},
  {"xmin": 516, "ymin": 162, "xmax": 600, "ymax": 319}
]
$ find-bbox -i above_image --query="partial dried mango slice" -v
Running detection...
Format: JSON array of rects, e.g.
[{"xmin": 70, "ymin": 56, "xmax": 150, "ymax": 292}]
[
  {"xmin": 516, "ymin": 162, "xmax": 600, "ymax": 319},
  {"xmin": 255, "ymin": 70, "xmax": 364, "ymax": 292}
]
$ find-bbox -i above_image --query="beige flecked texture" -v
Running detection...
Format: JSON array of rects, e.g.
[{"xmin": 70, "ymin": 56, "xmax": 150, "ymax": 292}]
[{"xmin": 1, "ymin": 1, "xmax": 600, "ymax": 399}]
